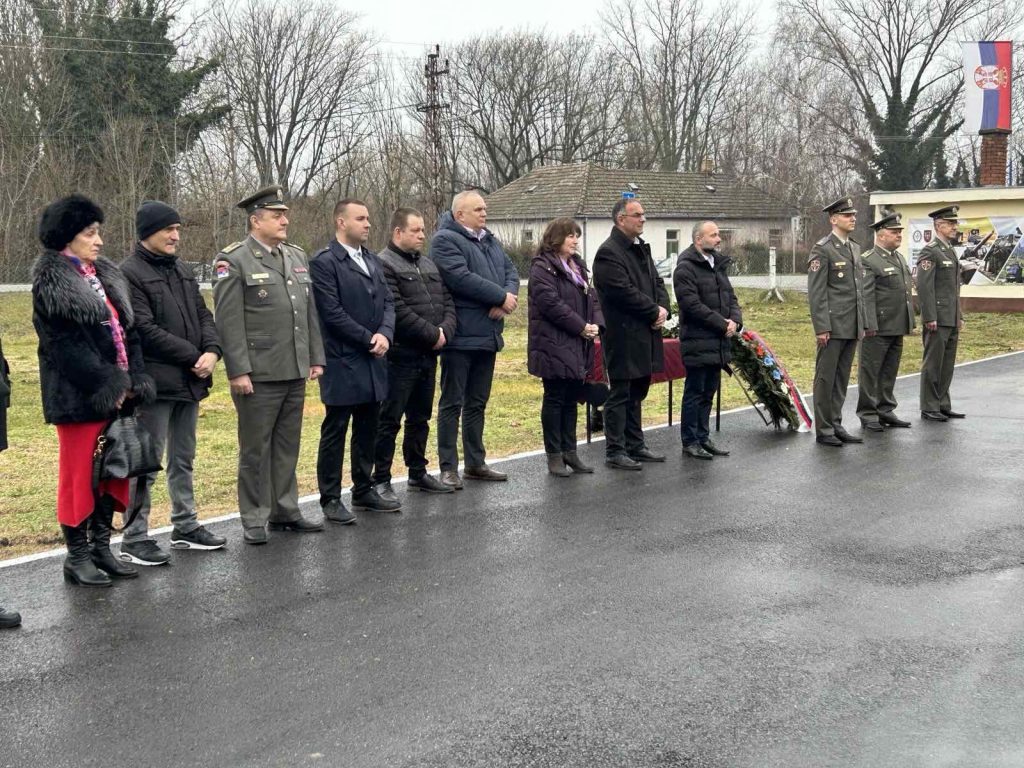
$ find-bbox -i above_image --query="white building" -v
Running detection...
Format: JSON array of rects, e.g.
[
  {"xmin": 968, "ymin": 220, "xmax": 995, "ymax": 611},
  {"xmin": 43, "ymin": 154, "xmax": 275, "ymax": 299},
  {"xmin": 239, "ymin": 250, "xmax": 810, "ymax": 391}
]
[{"xmin": 485, "ymin": 162, "xmax": 796, "ymax": 275}]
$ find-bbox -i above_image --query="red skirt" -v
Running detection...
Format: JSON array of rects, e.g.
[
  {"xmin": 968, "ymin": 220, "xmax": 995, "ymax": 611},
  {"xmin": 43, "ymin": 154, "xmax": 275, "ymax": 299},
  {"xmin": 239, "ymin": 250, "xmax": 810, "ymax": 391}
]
[{"xmin": 56, "ymin": 421, "xmax": 129, "ymax": 527}]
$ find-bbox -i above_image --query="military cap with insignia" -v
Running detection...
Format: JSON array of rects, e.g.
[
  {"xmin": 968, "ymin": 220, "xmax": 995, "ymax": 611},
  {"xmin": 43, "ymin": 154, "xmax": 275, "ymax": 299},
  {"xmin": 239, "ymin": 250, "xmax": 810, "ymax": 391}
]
[
  {"xmin": 871, "ymin": 212, "xmax": 903, "ymax": 231},
  {"xmin": 236, "ymin": 186, "xmax": 289, "ymax": 215},
  {"xmin": 927, "ymin": 205, "xmax": 959, "ymax": 222},
  {"xmin": 822, "ymin": 196, "xmax": 857, "ymax": 215}
]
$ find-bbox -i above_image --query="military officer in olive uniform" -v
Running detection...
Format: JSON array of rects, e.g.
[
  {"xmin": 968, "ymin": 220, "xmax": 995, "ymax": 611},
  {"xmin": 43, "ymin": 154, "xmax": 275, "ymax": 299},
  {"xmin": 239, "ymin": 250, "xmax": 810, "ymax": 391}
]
[
  {"xmin": 917, "ymin": 205, "xmax": 965, "ymax": 422},
  {"xmin": 856, "ymin": 213, "xmax": 915, "ymax": 431},
  {"xmin": 213, "ymin": 186, "xmax": 327, "ymax": 544},
  {"xmin": 807, "ymin": 196, "xmax": 873, "ymax": 447}
]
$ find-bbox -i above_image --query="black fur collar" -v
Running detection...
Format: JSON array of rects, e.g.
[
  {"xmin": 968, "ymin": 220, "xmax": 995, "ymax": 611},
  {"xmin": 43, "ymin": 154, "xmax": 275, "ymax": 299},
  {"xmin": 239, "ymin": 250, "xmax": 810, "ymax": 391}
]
[{"xmin": 32, "ymin": 249, "xmax": 135, "ymax": 328}]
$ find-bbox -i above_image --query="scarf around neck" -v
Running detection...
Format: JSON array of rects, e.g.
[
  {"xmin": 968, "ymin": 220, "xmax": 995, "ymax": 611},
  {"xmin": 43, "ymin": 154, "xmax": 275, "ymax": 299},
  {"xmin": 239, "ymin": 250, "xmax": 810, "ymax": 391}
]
[{"xmin": 62, "ymin": 249, "xmax": 129, "ymax": 371}]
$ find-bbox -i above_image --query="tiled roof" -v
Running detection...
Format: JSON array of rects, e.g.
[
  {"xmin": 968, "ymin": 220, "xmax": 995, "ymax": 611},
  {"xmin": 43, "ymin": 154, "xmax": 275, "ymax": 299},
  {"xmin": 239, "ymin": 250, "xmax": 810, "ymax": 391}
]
[{"xmin": 486, "ymin": 162, "xmax": 795, "ymax": 220}]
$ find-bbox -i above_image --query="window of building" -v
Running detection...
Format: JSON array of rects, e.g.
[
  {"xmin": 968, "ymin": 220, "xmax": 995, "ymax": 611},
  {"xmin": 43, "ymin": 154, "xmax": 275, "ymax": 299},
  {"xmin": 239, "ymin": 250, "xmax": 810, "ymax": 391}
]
[
  {"xmin": 666, "ymin": 229, "xmax": 680, "ymax": 258},
  {"xmin": 523, "ymin": 229, "xmax": 534, "ymax": 244}
]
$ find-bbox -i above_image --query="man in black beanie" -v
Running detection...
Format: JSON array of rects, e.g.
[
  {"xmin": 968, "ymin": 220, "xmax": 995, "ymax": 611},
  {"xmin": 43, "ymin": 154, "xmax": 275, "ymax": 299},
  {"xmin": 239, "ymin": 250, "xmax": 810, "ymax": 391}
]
[{"xmin": 120, "ymin": 201, "xmax": 226, "ymax": 565}]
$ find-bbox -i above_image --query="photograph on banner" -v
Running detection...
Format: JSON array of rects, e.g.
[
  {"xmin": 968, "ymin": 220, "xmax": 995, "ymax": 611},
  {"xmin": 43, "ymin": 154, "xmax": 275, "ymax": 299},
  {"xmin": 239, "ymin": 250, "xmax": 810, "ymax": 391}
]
[{"xmin": 909, "ymin": 215, "xmax": 1023, "ymax": 283}]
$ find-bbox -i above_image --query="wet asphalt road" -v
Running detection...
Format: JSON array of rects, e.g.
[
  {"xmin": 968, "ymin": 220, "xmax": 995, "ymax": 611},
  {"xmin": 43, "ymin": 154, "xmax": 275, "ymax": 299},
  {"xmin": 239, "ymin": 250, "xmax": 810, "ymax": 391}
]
[{"xmin": 2, "ymin": 353, "xmax": 1023, "ymax": 768}]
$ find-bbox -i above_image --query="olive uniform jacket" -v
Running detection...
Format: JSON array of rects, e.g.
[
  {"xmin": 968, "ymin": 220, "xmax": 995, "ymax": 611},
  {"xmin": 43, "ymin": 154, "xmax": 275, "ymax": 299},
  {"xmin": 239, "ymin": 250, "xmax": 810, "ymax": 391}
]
[
  {"xmin": 212, "ymin": 235, "xmax": 325, "ymax": 382},
  {"xmin": 915, "ymin": 239, "xmax": 962, "ymax": 327},
  {"xmin": 861, "ymin": 245, "xmax": 915, "ymax": 337},
  {"xmin": 807, "ymin": 233, "xmax": 872, "ymax": 339}
]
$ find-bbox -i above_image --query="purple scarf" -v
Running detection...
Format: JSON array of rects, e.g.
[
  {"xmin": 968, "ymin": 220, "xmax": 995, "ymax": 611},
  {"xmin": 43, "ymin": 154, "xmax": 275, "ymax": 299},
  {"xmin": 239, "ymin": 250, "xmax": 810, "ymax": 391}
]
[
  {"xmin": 560, "ymin": 256, "xmax": 587, "ymax": 290},
  {"xmin": 62, "ymin": 250, "xmax": 129, "ymax": 371}
]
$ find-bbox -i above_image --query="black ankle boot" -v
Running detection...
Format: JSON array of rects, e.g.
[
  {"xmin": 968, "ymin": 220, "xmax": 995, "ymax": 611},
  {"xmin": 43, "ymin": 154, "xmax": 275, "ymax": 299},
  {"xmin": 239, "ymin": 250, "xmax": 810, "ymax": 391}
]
[
  {"xmin": 62, "ymin": 521, "xmax": 112, "ymax": 587},
  {"xmin": 562, "ymin": 451, "xmax": 594, "ymax": 474},
  {"xmin": 89, "ymin": 497, "xmax": 138, "ymax": 580}
]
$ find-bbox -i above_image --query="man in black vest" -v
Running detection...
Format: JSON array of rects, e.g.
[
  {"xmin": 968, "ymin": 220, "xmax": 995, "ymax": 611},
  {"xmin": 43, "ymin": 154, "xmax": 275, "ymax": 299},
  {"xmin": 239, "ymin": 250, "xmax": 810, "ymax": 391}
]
[
  {"xmin": 372, "ymin": 208, "xmax": 457, "ymax": 499},
  {"xmin": 592, "ymin": 196, "xmax": 671, "ymax": 470}
]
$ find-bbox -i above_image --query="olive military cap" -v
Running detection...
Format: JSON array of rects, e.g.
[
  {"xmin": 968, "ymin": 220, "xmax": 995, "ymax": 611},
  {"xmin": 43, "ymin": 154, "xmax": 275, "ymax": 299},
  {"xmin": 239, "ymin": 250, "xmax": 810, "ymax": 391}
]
[
  {"xmin": 236, "ymin": 186, "xmax": 289, "ymax": 215},
  {"xmin": 927, "ymin": 205, "xmax": 959, "ymax": 222},
  {"xmin": 870, "ymin": 213, "xmax": 904, "ymax": 231},
  {"xmin": 822, "ymin": 197, "xmax": 857, "ymax": 215}
]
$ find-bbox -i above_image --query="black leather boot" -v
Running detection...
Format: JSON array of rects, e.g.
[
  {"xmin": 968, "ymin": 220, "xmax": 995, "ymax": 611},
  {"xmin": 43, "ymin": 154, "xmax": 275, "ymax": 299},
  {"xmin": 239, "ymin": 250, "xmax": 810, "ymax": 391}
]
[
  {"xmin": 562, "ymin": 451, "xmax": 594, "ymax": 474},
  {"xmin": 0, "ymin": 605, "xmax": 21, "ymax": 629},
  {"xmin": 89, "ymin": 497, "xmax": 138, "ymax": 579},
  {"xmin": 61, "ymin": 521, "xmax": 112, "ymax": 587}
]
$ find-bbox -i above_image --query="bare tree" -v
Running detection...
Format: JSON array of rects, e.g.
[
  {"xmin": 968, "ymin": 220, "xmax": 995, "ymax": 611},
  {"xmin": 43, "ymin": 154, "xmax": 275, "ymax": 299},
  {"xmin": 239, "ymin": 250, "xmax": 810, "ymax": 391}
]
[{"xmin": 209, "ymin": 0, "xmax": 376, "ymax": 197}]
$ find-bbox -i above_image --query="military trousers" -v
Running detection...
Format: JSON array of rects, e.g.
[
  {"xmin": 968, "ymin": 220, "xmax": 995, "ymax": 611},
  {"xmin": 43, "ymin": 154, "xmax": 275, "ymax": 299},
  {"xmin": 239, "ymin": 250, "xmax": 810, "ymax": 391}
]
[
  {"xmin": 920, "ymin": 325, "xmax": 958, "ymax": 412},
  {"xmin": 856, "ymin": 334, "xmax": 904, "ymax": 424},
  {"xmin": 813, "ymin": 337, "xmax": 857, "ymax": 437},
  {"xmin": 232, "ymin": 379, "xmax": 306, "ymax": 530}
]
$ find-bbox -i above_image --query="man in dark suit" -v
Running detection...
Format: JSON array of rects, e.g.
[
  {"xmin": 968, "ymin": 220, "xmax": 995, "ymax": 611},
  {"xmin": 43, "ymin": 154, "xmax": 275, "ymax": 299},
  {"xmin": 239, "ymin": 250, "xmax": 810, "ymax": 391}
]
[
  {"xmin": 592, "ymin": 195, "xmax": 671, "ymax": 470},
  {"xmin": 807, "ymin": 196, "xmax": 872, "ymax": 447},
  {"xmin": 310, "ymin": 199, "xmax": 397, "ymax": 523},
  {"xmin": 857, "ymin": 213, "xmax": 915, "ymax": 431}
]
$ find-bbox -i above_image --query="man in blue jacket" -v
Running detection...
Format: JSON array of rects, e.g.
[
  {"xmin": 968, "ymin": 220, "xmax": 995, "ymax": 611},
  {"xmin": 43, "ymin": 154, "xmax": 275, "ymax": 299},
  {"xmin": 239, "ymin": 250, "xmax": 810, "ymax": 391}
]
[
  {"xmin": 431, "ymin": 191, "xmax": 519, "ymax": 488},
  {"xmin": 311, "ymin": 199, "xmax": 397, "ymax": 522}
]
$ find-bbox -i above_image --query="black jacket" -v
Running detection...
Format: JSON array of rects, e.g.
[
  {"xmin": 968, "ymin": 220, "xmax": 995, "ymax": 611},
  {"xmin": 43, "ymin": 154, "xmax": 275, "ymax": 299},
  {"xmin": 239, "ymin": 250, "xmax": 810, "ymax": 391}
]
[
  {"xmin": 377, "ymin": 243, "xmax": 457, "ymax": 360},
  {"xmin": 32, "ymin": 250, "xmax": 155, "ymax": 424},
  {"xmin": 121, "ymin": 244, "xmax": 221, "ymax": 401},
  {"xmin": 672, "ymin": 244, "xmax": 742, "ymax": 369},
  {"xmin": 592, "ymin": 228, "xmax": 671, "ymax": 379}
]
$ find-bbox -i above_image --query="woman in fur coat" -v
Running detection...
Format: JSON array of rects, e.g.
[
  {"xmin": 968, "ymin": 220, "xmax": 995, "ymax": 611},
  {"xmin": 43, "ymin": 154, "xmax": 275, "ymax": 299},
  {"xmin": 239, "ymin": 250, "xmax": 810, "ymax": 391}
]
[{"xmin": 32, "ymin": 194, "xmax": 155, "ymax": 587}]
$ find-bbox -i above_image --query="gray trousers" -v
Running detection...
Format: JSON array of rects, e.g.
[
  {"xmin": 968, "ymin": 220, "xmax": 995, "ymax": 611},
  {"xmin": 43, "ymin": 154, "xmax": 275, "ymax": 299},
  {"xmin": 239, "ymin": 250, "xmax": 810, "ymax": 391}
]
[
  {"xmin": 920, "ymin": 326, "xmax": 958, "ymax": 412},
  {"xmin": 856, "ymin": 334, "xmax": 904, "ymax": 423},
  {"xmin": 124, "ymin": 399, "xmax": 201, "ymax": 544},
  {"xmin": 813, "ymin": 337, "xmax": 857, "ymax": 437},
  {"xmin": 232, "ymin": 379, "xmax": 306, "ymax": 530}
]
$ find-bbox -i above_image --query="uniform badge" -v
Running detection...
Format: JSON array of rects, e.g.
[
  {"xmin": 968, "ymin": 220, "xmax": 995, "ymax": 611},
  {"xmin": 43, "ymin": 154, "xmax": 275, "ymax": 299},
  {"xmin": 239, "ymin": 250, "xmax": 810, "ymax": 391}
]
[
  {"xmin": 809, "ymin": 259, "xmax": 821, "ymax": 272},
  {"xmin": 292, "ymin": 266, "xmax": 308, "ymax": 273},
  {"xmin": 837, "ymin": 272, "xmax": 844, "ymax": 278},
  {"xmin": 920, "ymin": 260, "xmax": 933, "ymax": 271},
  {"xmin": 257, "ymin": 289, "xmax": 268, "ymax": 299},
  {"xmin": 250, "ymin": 272, "xmax": 270, "ymax": 280},
  {"xmin": 215, "ymin": 260, "xmax": 231, "ymax": 279},
  {"xmin": 942, "ymin": 260, "xmax": 952, "ymax": 266}
]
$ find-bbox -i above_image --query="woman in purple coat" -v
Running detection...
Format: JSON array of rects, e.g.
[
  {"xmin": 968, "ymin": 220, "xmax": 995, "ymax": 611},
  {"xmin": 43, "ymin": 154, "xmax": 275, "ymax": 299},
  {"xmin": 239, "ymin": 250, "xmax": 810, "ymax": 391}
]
[{"xmin": 527, "ymin": 218, "xmax": 604, "ymax": 477}]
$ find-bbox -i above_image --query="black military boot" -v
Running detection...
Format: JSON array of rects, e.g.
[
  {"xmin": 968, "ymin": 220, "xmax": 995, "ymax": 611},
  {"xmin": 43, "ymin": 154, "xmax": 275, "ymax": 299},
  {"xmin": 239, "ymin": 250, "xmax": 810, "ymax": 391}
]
[
  {"xmin": 89, "ymin": 497, "xmax": 138, "ymax": 580},
  {"xmin": 61, "ymin": 521, "xmax": 112, "ymax": 587}
]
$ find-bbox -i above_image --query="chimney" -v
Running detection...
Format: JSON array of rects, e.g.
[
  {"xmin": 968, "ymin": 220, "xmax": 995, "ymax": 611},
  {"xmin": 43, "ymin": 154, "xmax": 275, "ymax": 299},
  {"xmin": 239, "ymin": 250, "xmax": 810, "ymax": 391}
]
[{"xmin": 979, "ymin": 130, "xmax": 1009, "ymax": 186}]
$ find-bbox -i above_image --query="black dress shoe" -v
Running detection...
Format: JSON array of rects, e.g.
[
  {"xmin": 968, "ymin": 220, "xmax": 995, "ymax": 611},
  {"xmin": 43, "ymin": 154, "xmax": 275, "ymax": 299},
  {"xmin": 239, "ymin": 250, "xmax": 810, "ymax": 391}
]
[
  {"xmin": 861, "ymin": 421, "xmax": 884, "ymax": 432},
  {"xmin": 243, "ymin": 527, "xmax": 268, "ymax": 545},
  {"xmin": 605, "ymin": 454, "xmax": 642, "ymax": 470},
  {"xmin": 322, "ymin": 500, "xmax": 356, "ymax": 525},
  {"xmin": 816, "ymin": 435, "xmax": 843, "ymax": 447},
  {"xmin": 0, "ymin": 606, "xmax": 22, "ymax": 629},
  {"xmin": 373, "ymin": 481, "xmax": 400, "ymax": 504},
  {"xmin": 464, "ymin": 464, "xmax": 508, "ymax": 481},
  {"xmin": 352, "ymin": 489, "xmax": 402, "ymax": 513},
  {"xmin": 683, "ymin": 443, "xmax": 714, "ymax": 460},
  {"xmin": 940, "ymin": 409, "xmax": 965, "ymax": 419},
  {"xmin": 879, "ymin": 415, "xmax": 912, "ymax": 428},
  {"xmin": 441, "ymin": 470, "xmax": 464, "ymax": 490},
  {"xmin": 268, "ymin": 517, "xmax": 324, "ymax": 532},
  {"xmin": 628, "ymin": 447, "xmax": 666, "ymax": 462},
  {"xmin": 834, "ymin": 429, "xmax": 863, "ymax": 444},
  {"xmin": 700, "ymin": 440, "xmax": 730, "ymax": 456},
  {"xmin": 408, "ymin": 474, "xmax": 454, "ymax": 494},
  {"xmin": 921, "ymin": 410, "xmax": 948, "ymax": 422}
]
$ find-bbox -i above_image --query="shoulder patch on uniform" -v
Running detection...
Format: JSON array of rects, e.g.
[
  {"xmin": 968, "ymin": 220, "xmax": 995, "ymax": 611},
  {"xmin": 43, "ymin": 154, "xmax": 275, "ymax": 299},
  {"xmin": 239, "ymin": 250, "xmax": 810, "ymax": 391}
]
[
  {"xmin": 919, "ymin": 260, "xmax": 933, "ymax": 271},
  {"xmin": 809, "ymin": 259, "xmax": 821, "ymax": 272},
  {"xmin": 215, "ymin": 260, "xmax": 232, "ymax": 279},
  {"xmin": 222, "ymin": 241, "xmax": 244, "ymax": 253}
]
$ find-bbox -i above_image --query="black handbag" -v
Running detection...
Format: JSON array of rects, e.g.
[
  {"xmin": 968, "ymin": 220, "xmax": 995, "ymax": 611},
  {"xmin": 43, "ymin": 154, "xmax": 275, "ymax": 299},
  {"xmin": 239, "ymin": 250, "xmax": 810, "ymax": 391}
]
[{"xmin": 92, "ymin": 410, "xmax": 162, "ymax": 531}]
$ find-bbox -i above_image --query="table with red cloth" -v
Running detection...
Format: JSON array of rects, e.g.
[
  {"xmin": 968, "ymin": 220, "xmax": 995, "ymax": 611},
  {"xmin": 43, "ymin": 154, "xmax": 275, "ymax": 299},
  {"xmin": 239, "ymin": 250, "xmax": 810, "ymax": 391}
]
[{"xmin": 585, "ymin": 337, "xmax": 690, "ymax": 442}]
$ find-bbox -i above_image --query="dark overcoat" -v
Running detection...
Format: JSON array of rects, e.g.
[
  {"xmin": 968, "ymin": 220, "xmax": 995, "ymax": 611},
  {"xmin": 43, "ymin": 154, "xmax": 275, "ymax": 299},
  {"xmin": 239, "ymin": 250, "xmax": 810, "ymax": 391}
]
[
  {"xmin": 592, "ymin": 228, "xmax": 671, "ymax": 380},
  {"xmin": 527, "ymin": 250, "xmax": 604, "ymax": 381},
  {"xmin": 672, "ymin": 244, "xmax": 742, "ymax": 369},
  {"xmin": 32, "ymin": 249, "xmax": 155, "ymax": 424},
  {"xmin": 121, "ymin": 245, "xmax": 221, "ymax": 401},
  {"xmin": 310, "ymin": 239, "xmax": 395, "ymax": 406}
]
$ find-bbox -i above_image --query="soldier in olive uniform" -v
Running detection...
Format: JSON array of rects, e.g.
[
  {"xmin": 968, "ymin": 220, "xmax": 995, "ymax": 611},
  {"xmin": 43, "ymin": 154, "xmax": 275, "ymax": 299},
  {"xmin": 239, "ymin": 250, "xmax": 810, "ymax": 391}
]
[
  {"xmin": 807, "ymin": 197, "xmax": 873, "ymax": 447},
  {"xmin": 856, "ymin": 213, "xmax": 915, "ymax": 431},
  {"xmin": 917, "ymin": 205, "xmax": 965, "ymax": 422},
  {"xmin": 213, "ymin": 186, "xmax": 327, "ymax": 544}
]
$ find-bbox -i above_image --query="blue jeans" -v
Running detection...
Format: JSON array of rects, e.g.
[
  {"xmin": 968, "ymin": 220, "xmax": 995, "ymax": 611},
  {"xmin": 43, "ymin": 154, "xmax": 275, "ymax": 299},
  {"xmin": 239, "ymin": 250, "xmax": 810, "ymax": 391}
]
[{"xmin": 680, "ymin": 366, "xmax": 720, "ymax": 447}]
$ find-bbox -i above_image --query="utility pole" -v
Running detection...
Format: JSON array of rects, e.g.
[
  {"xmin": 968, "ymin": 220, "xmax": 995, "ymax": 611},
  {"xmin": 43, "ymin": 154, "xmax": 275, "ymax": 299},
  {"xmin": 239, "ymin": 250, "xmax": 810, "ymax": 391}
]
[{"xmin": 418, "ymin": 45, "xmax": 450, "ymax": 228}]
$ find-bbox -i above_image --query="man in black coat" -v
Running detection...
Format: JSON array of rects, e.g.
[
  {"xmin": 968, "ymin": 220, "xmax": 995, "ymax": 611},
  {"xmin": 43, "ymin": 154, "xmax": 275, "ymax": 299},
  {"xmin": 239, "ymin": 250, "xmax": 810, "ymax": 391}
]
[
  {"xmin": 120, "ymin": 201, "xmax": 226, "ymax": 565},
  {"xmin": 673, "ymin": 221, "xmax": 742, "ymax": 460},
  {"xmin": 592, "ymin": 197, "xmax": 671, "ymax": 470},
  {"xmin": 311, "ymin": 199, "xmax": 397, "ymax": 522},
  {"xmin": 372, "ymin": 208, "xmax": 457, "ymax": 499}
]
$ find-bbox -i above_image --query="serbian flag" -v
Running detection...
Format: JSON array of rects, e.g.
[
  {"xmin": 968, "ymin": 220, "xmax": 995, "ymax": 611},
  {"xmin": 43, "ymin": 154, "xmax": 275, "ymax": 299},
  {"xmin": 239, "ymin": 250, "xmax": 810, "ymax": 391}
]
[{"xmin": 963, "ymin": 41, "xmax": 1012, "ymax": 134}]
